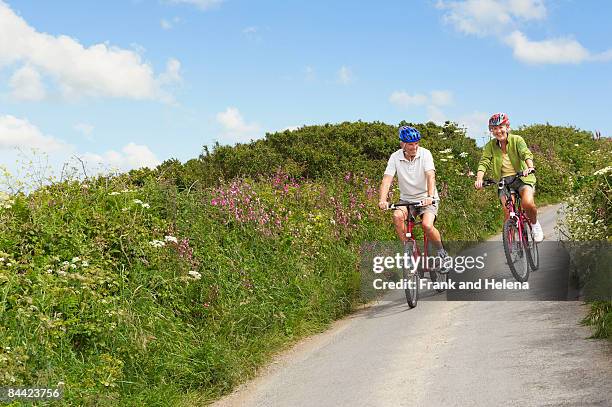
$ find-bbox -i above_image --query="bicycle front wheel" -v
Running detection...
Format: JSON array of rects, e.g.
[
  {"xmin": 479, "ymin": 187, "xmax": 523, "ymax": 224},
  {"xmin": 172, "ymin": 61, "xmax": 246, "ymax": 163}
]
[
  {"xmin": 503, "ymin": 219, "xmax": 530, "ymax": 282},
  {"xmin": 402, "ymin": 241, "xmax": 419, "ymax": 308}
]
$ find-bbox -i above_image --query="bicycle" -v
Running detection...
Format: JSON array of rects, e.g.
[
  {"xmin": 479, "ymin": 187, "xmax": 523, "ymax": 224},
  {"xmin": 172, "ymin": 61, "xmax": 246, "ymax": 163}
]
[
  {"xmin": 482, "ymin": 171, "xmax": 540, "ymax": 282},
  {"xmin": 387, "ymin": 200, "xmax": 447, "ymax": 308}
]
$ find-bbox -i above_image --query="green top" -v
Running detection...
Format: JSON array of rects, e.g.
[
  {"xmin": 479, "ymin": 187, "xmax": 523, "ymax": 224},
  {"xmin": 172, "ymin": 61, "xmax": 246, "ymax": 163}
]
[{"xmin": 477, "ymin": 133, "xmax": 536, "ymax": 186}]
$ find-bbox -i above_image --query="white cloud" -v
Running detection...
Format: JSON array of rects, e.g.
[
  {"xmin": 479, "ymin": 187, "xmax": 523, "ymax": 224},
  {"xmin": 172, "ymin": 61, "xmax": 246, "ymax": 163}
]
[
  {"xmin": 427, "ymin": 105, "xmax": 447, "ymax": 125},
  {"xmin": 161, "ymin": 19, "xmax": 172, "ymax": 30},
  {"xmin": 216, "ymin": 107, "xmax": 261, "ymax": 144},
  {"xmin": 80, "ymin": 143, "xmax": 160, "ymax": 172},
  {"xmin": 390, "ymin": 90, "xmax": 454, "ymax": 109},
  {"xmin": 436, "ymin": 0, "xmax": 612, "ymax": 65},
  {"xmin": 74, "ymin": 123, "xmax": 94, "ymax": 139},
  {"xmin": 160, "ymin": 17, "xmax": 180, "ymax": 30},
  {"xmin": 304, "ymin": 66, "xmax": 316, "ymax": 82},
  {"xmin": 158, "ymin": 58, "xmax": 182, "ymax": 84},
  {"xmin": 166, "ymin": 0, "xmax": 223, "ymax": 10},
  {"xmin": 0, "ymin": 115, "xmax": 70, "ymax": 152},
  {"xmin": 389, "ymin": 91, "xmax": 429, "ymax": 108},
  {"xmin": 430, "ymin": 90, "xmax": 453, "ymax": 106},
  {"xmin": 436, "ymin": 0, "xmax": 546, "ymax": 36},
  {"xmin": 0, "ymin": 1, "xmax": 180, "ymax": 101},
  {"xmin": 338, "ymin": 66, "xmax": 353, "ymax": 85},
  {"xmin": 9, "ymin": 64, "xmax": 46, "ymax": 101},
  {"xmin": 505, "ymin": 31, "xmax": 595, "ymax": 64},
  {"xmin": 457, "ymin": 111, "xmax": 490, "ymax": 139}
]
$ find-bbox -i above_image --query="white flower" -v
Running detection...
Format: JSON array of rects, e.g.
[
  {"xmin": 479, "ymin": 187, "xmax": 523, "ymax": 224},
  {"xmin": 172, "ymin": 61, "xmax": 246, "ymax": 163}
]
[
  {"xmin": 437, "ymin": 132, "xmax": 444, "ymax": 135},
  {"xmin": 454, "ymin": 129, "xmax": 463, "ymax": 133},
  {"xmin": 330, "ymin": 219, "xmax": 336, "ymax": 225},
  {"xmin": 6, "ymin": 263, "xmax": 11, "ymax": 267},
  {"xmin": 57, "ymin": 270, "xmax": 67, "ymax": 276},
  {"xmin": 440, "ymin": 158, "xmax": 448, "ymax": 162},
  {"xmin": 141, "ymin": 203, "xmax": 150, "ymax": 209},
  {"xmin": 0, "ymin": 257, "xmax": 4, "ymax": 262},
  {"xmin": 574, "ymin": 143, "xmax": 579, "ymax": 147},
  {"xmin": 459, "ymin": 152, "xmax": 468, "ymax": 158},
  {"xmin": 164, "ymin": 236, "xmax": 178, "ymax": 244},
  {"xmin": 188, "ymin": 270, "xmax": 202, "ymax": 280},
  {"xmin": 149, "ymin": 240, "xmax": 166, "ymax": 248},
  {"xmin": 82, "ymin": 261, "xmax": 89, "ymax": 267},
  {"xmin": 70, "ymin": 264, "xmax": 77, "ymax": 269},
  {"xmin": 122, "ymin": 207, "xmax": 129, "ymax": 212},
  {"xmin": 71, "ymin": 257, "xmax": 80, "ymax": 263},
  {"xmin": 593, "ymin": 166, "xmax": 612, "ymax": 176},
  {"xmin": 62, "ymin": 261, "xmax": 69, "ymax": 266},
  {"xmin": 446, "ymin": 155, "xmax": 454, "ymax": 159},
  {"xmin": 46, "ymin": 269, "xmax": 53, "ymax": 274},
  {"xmin": 133, "ymin": 199, "xmax": 143, "ymax": 205},
  {"xmin": 440, "ymin": 148, "xmax": 452, "ymax": 154},
  {"xmin": 108, "ymin": 192, "xmax": 120, "ymax": 196}
]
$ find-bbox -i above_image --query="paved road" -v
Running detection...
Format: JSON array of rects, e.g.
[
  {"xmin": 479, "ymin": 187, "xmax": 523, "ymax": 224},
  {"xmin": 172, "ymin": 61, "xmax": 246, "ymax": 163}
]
[{"xmin": 214, "ymin": 205, "xmax": 612, "ymax": 407}]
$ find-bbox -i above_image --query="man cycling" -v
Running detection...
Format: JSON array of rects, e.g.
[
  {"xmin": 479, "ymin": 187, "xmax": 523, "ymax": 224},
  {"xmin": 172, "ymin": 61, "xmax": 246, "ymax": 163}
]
[
  {"xmin": 378, "ymin": 125, "xmax": 450, "ymax": 270},
  {"xmin": 474, "ymin": 113, "xmax": 544, "ymax": 242}
]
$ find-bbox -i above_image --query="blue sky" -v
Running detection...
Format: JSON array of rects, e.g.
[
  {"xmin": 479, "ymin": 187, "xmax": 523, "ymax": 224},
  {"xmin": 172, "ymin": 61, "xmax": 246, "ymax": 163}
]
[{"xmin": 1, "ymin": 0, "xmax": 611, "ymax": 182}]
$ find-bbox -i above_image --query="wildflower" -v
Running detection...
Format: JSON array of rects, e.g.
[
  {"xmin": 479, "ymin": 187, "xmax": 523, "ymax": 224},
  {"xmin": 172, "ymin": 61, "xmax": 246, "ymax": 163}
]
[
  {"xmin": 57, "ymin": 270, "xmax": 67, "ymax": 276},
  {"xmin": 62, "ymin": 261, "xmax": 69, "ymax": 266},
  {"xmin": 203, "ymin": 302, "xmax": 210, "ymax": 308},
  {"xmin": 133, "ymin": 199, "xmax": 143, "ymax": 205},
  {"xmin": 82, "ymin": 261, "xmax": 89, "ymax": 267},
  {"xmin": 446, "ymin": 155, "xmax": 454, "ymax": 159},
  {"xmin": 6, "ymin": 263, "xmax": 11, "ymax": 267},
  {"xmin": 440, "ymin": 148, "xmax": 452, "ymax": 154},
  {"xmin": 164, "ymin": 236, "xmax": 178, "ymax": 244},
  {"xmin": 46, "ymin": 269, "xmax": 53, "ymax": 273},
  {"xmin": 438, "ymin": 132, "xmax": 444, "ymax": 135},
  {"xmin": 141, "ymin": 203, "xmax": 150, "ymax": 209},
  {"xmin": 149, "ymin": 240, "xmax": 166, "ymax": 248},
  {"xmin": 72, "ymin": 257, "xmax": 80, "ymax": 263},
  {"xmin": 593, "ymin": 166, "xmax": 612, "ymax": 176},
  {"xmin": 70, "ymin": 264, "xmax": 77, "ymax": 269},
  {"xmin": 108, "ymin": 192, "xmax": 120, "ymax": 196},
  {"xmin": 0, "ymin": 257, "xmax": 4, "ymax": 262},
  {"xmin": 122, "ymin": 207, "xmax": 129, "ymax": 212},
  {"xmin": 454, "ymin": 129, "xmax": 463, "ymax": 133},
  {"xmin": 467, "ymin": 170, "xmax": 475, "ymax": 177},
  {"xmin": 459, "ymin": 152, "xmax": 468, "ymax": 158},
  {"xmin": 440, "ymin": 158, "xmax": 448, "ymax": 162},
  {"xmin": 574, "ymin": 144, "xmax": 579, "ymax": 147},
  {"xmin": 188, "ymin": 270, "xmax": 202, "ymax": 280}
]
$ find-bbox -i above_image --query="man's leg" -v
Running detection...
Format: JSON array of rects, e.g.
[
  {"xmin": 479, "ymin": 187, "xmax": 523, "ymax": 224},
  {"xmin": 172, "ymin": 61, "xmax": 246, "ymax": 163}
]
[
  {"xmin": 392, "ymin": 207, "xmax": 409, "ymax": 243},
  {"xmin": 421, "ymin": 212, "xmax": 443, "ymax": 251}
]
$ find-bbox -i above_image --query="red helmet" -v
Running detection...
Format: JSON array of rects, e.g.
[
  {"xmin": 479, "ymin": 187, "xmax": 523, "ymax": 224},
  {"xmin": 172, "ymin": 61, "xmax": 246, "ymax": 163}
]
[{"xmin": 489, "ymin": 113, "xmax": 510, "ymax": 128}]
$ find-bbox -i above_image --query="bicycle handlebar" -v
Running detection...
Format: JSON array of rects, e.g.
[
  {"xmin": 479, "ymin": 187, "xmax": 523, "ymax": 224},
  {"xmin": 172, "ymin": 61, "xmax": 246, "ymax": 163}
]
[
  {"xmin": 482, "ymin": 168, "xmax": 536, "ymax": 188},
  {"xmin": 387, "ymin": 198, "xmax": 440, "ymax": 210}
]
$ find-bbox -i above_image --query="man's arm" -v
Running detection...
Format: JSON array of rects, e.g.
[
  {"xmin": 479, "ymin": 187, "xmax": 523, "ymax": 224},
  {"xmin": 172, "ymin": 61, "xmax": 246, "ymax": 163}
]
[
  {"xmin": 424, "ymin": 170, "xmax": 436, "ymax": 205},
  {"xmin": 378, "ymin": 174, "xmax": 394, "ymax": 209}
]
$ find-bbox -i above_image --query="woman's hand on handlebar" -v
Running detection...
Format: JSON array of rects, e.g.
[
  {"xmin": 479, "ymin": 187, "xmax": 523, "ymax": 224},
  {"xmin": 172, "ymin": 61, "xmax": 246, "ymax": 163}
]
[
  {"xmin": 521, "ymin": 167, "xmax": 536, "ymax": 177},
  {"xmin": 378, "ymin": 201, "xmax": 389, "ymax": 210},
  {"xmin": 474, "ymin": 178, "xmax": 484, "ymax": 190}
]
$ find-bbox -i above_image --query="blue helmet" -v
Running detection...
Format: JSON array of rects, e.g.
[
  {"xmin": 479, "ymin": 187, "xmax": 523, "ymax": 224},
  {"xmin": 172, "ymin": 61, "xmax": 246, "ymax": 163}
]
[{"xmin": 399, "ymin": 125, "xmax": 421, "ymax": 143}]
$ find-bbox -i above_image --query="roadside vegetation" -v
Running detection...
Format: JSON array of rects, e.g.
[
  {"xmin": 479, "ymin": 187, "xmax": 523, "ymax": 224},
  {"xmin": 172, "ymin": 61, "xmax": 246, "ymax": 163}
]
[{"xmin": 1, "ymin": 121, "xmax": 609, "ymax": 405}]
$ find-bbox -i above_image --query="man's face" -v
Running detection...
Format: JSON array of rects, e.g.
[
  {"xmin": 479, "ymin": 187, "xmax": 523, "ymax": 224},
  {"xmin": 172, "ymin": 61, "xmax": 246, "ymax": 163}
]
[
  {"xmin": 490, "ymin": 124, "xmax": 509, "ymax": 141},
  {"xmin": 401, "ymin": 140, "xmax": 419, "ymax": 156}
]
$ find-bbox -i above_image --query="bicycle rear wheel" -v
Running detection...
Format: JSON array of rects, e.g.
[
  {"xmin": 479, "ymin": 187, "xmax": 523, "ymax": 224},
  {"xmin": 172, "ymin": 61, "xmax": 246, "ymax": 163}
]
[
  {"xmin": 522, "ymin": 220, "xmax": 540, "ymax": 270},
  {"xmin": 502, "ymin": 219, "xmax": 530, "ymax": 282},
  {"xmin": 402, "ymin": 241, "xmax": 419, "ymax": 308}
]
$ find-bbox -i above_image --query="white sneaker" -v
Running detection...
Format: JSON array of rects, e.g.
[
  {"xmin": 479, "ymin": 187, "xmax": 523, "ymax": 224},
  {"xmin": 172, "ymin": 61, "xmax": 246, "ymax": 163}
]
[{"xmin": 531, "ymin": 221, "xmax": 544, "ymax": 242}]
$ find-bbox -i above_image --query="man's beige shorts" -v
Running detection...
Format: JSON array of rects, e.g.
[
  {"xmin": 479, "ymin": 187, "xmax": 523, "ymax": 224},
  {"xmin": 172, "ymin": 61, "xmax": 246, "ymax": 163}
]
[{"xmin": 397, "ymin": 200, "xmax": 439, "ymax": 219}]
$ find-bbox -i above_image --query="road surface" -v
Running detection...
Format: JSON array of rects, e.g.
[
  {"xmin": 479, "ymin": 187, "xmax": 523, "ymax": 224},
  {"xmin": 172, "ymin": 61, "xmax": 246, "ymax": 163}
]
[{"xmin": 213, "ymin": 204, "xmax": 612, "ymax": 407}]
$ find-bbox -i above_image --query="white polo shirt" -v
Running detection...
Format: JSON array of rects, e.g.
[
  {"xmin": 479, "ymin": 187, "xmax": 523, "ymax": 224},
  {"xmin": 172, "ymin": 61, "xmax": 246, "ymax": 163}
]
[{"xmin": 384, "ymin": 146, "xmax": 439, "ymax": 201}]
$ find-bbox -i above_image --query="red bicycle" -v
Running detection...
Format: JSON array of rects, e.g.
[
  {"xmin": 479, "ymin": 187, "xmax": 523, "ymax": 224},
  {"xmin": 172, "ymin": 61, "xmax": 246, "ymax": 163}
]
[
  {"xmin": 388, "ymin": 200, "xmax": 446, "ymax": 308},
  {"xmin": 482, "ymin": 171, "xmax": 540, "ymax": 282}
]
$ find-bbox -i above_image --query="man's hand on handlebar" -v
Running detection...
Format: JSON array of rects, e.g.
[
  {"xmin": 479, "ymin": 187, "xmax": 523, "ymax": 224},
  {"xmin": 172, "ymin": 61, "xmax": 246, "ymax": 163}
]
[
  {"xmin": 378, "ymin": 201, "xmax": 389, "ymax": 210},
  {"xmin": 474, "ymin": 178, "xmax": 484, "ymax": 190}
]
